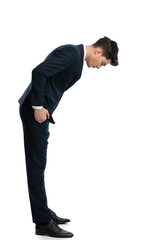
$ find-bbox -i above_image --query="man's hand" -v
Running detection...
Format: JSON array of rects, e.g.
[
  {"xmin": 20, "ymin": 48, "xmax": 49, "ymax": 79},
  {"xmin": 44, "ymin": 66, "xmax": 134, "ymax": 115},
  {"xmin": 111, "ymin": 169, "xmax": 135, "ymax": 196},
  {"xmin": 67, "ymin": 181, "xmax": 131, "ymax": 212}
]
[{"xmin": 34, "ymin": 108, "xmax": 50, "ymax": 123}]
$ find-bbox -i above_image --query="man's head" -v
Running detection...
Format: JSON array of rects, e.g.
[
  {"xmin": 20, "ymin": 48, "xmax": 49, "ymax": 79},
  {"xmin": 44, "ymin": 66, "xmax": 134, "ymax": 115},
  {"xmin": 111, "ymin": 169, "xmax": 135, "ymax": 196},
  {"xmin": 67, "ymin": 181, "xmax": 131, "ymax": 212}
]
[{"xmin": 85, "ymin": 36, "xmax": 119, "ymax": 69}]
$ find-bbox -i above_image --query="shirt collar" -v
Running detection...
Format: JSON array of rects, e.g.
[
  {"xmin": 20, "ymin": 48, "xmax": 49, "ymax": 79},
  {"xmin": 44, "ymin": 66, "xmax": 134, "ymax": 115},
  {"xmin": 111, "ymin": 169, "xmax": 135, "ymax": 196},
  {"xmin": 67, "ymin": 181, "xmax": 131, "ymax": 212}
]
[{"xmin": 83, "ymin": 44, "xmax": 86, "ymax": 60}]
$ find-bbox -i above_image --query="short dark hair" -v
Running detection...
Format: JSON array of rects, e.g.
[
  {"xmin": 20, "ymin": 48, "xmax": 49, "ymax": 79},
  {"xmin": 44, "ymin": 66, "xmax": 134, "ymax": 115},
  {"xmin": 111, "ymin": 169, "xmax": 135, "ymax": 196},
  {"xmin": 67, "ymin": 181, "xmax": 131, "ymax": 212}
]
[{"xmin": 92, "ymin": 36, "xmax": 119, "ymax": 66}]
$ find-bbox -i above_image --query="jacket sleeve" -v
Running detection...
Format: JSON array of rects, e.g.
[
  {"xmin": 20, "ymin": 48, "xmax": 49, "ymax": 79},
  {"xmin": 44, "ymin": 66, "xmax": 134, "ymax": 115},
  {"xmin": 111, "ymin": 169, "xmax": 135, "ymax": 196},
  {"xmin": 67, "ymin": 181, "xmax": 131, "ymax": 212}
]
[{"xmin": 30, "ymin": 47, "xmax": 75, "ymax": 106}]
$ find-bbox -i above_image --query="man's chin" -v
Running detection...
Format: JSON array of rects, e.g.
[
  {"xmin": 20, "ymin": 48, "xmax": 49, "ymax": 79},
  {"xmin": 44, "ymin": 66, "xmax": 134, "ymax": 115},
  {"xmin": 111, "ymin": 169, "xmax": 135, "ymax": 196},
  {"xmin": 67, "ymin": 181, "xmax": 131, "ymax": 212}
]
[{"xmin": 86, "ymin": 62, "xmax": 91, "ymax": 68}]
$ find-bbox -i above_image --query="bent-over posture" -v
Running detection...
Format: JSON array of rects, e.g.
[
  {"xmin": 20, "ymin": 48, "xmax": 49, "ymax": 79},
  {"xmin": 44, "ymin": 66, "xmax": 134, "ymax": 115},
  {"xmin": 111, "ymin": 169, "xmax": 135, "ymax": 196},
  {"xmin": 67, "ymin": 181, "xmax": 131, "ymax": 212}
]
[{"xmin": 18, "ymin": 36, "xmax": 119, "ymax": 238}]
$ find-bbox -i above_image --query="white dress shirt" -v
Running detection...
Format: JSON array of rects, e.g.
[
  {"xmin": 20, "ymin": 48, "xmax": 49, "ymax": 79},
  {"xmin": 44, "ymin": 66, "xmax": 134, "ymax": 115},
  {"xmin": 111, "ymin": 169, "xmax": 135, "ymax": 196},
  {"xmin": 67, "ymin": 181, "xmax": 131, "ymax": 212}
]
[
  {"xmin": 83, "ymin": 44, "xmax": 86, "ymax": 60},
  {"xmin": 32, "ymin": 44, "xmax": 86, "ymax": 109}
]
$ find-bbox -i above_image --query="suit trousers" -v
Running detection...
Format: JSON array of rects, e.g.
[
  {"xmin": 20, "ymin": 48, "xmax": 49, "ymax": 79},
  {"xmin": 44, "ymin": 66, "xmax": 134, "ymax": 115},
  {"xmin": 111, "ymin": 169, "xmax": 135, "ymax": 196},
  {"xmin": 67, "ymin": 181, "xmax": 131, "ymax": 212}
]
[{"xmin": 19, "ymin": 95, "xmax": 52, "ymax": 224}]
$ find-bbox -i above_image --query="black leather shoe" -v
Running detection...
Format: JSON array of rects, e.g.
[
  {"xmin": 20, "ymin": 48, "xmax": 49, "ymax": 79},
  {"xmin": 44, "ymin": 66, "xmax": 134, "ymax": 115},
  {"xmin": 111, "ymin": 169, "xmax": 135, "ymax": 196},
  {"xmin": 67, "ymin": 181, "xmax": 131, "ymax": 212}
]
[
  {"xmin": 36, "ymin": 219, "xmax": 73, "ymax": 238},
  {"xmin": 49, "ymin": 209, "xmax": 70, "ymax": 224}
]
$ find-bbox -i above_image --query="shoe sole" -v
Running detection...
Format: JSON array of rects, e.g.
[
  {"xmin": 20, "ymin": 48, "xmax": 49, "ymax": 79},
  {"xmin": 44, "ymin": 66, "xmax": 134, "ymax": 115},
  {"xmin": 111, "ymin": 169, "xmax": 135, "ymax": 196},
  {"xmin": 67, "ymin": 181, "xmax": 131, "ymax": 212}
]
[
  {"xmin": 36, "ymin": 230, "xmax": 73, "ymax": 238},
  {"xmin": 57, "ymin": 221, "xmax": 70, "ymax": 224}
]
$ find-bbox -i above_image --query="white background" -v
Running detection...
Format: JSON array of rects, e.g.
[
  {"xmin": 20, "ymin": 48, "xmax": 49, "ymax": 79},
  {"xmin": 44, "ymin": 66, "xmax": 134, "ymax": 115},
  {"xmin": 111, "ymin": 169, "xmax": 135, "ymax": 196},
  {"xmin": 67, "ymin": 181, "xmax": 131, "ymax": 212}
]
[{"xmin": 0, "ymin": 0, "xmax": 160, "ymax": 239}]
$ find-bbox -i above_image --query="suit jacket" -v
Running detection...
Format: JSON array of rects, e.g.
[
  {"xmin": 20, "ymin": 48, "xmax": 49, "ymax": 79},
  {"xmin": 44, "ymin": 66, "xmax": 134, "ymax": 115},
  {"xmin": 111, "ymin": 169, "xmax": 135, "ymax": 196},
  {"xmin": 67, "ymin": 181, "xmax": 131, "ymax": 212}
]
[{"xmin": 18, "ymin": 44, "xmax": 84, "ymax": 124}]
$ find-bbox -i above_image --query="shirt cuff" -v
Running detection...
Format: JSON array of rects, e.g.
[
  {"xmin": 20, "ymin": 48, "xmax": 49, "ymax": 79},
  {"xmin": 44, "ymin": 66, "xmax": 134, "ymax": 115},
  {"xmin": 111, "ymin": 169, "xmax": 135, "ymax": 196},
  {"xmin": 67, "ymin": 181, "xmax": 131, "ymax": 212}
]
[{"xmin": 32, "ymin": 106, "xmax": 43, "ymax": 109}]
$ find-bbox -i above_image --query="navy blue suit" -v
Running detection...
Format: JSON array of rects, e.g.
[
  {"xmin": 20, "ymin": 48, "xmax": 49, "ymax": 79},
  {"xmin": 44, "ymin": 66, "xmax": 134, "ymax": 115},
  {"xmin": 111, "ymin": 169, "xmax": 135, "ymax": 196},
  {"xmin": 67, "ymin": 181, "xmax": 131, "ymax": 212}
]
[{"xmin": 18, "ymin": 44, "xmax": 84, "ymax": 223}]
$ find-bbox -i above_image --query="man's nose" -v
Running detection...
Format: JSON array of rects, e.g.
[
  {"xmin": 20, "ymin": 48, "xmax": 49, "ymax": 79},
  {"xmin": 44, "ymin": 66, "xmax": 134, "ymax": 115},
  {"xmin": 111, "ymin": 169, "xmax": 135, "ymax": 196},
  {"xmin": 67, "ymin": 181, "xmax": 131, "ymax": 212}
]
[{"xmin": 97, "ymin": 66, "xmax": 101, "ymax": 69}]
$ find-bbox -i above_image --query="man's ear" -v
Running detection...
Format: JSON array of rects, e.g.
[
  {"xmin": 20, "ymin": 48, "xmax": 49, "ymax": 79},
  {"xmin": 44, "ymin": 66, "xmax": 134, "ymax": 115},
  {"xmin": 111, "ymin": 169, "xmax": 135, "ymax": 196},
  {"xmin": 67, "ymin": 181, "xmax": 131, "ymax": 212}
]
[{"xmin": 96, "ymin": 48, "xmax": 103, "ymax": 56}]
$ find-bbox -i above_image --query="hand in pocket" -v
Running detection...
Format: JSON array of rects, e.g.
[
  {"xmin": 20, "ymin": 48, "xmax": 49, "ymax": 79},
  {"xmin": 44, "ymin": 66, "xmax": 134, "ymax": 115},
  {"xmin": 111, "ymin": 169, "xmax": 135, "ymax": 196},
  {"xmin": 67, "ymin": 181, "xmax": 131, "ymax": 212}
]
[{"xmin": 34, "ymin": 108, "xmax": 50, "ymax": 123}]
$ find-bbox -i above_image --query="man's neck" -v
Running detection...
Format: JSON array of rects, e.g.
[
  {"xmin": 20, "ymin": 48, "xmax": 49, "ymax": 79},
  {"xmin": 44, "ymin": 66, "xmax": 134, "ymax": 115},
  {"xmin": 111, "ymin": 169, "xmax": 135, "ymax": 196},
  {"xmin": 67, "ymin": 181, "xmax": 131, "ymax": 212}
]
[{"xmin": 84, "ymin": 45, "xmax": 92, "ymax": 62}]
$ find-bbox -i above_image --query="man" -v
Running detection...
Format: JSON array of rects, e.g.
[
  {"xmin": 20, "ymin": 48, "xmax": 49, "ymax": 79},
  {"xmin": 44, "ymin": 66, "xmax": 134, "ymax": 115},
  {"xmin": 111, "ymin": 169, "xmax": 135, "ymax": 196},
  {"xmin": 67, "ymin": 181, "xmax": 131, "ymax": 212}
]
[{"xmin": 18, "ymin": 36, "xmax": 119, "ymax": 238}]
